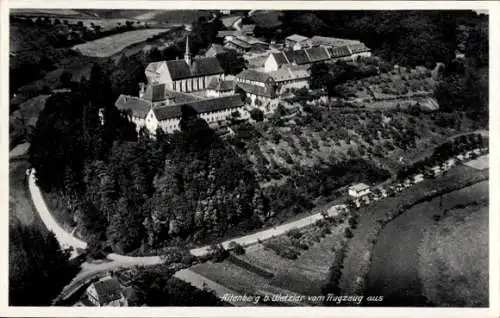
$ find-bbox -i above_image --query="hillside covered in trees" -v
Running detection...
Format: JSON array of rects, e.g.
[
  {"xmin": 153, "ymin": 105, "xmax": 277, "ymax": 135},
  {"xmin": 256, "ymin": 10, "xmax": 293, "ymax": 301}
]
[{"xmin": 27, "ymin": 10, "xmax": 488, "ymax": 257}]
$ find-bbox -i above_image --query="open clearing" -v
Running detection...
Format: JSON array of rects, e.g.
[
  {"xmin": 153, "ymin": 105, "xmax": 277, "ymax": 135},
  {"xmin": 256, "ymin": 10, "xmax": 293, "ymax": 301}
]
[
  {"xmin": 366, "ymin": 178, "xmax": 488, "ymax": 306},
  {"xmin": 418, "ymin": 182, "xmax": 488, "ymax": 307},
  {"xmin": 72, "ymin": 29, "xmax": 170, "ymax": 57},
  {"xmin": 464, "ymin": 154, "xmax": 489, "ymax": 170},
  {"xmin": 191, "ymin": 220, "xmax": 347, "ymax": 299}
]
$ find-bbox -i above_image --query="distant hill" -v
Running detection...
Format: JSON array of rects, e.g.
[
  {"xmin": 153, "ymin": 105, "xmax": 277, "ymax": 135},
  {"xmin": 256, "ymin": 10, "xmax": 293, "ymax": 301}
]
[
  {"xmin": 10, "ymin": 9, "xmax": 219, "ymax": 23},
  {"xmin": 10, "ymin": 9, "xmax": 93, "ymax": 18}
]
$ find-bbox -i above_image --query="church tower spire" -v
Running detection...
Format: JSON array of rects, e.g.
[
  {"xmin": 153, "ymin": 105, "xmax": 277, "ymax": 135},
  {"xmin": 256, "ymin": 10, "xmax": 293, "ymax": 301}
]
[{"xmin": 184, "ymin": 35, "xmax": 192, "ymax": 66}]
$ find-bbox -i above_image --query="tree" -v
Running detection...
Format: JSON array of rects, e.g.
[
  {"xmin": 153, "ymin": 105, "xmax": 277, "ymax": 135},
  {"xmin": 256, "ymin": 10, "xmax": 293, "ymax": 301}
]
[
  {"xmin": 9, "ymin": 221, "xmax": 78, "ymax": 305},
  {"xmin": 216, "ymin": 50, "xmax": 246, "ymax": 75},
  {"xmin": 228, "ymin": 241, "xmax": 245, "ymax": 255},
  {"xmin": 249, "ymin": 108, "xmax": 264, "ymax": 122}
]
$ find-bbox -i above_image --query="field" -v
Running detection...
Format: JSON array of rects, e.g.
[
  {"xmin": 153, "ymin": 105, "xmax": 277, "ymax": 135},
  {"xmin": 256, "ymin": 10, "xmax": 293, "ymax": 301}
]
[
  {"xmin": 190, "ymin": 216, "xmax": 348, "ymax": 301},
  {"xmin": 72, "ymin": 29, "xmax": 171, "ymax": 57},
  {"xmin": 132, "ymin": 10, "xmax": 216, "ymax": 23},
  {"xmin": 464, "ymin": 154, "xmax": 489, "ymax": 170},
  {"xmin": 418, "ymin": 181, "xmax": 488, "ymax": 306},
  {"xmin": 10, "ymin": 9, "xmax": 85, "ymax": 17},
  {"xmin": 341, "ymin": 163, "xmax": 488, "ymax": 297}
]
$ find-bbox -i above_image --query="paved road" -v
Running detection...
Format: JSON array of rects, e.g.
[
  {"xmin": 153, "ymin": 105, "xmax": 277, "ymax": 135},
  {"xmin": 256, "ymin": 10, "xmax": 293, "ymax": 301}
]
[
  {"xmin": 29, "ymin": 168, "xmax": 344, "ymax": 303},
  {"xmin": 189, "ymin": 204, "xmax": 345, "ymax": 256}
]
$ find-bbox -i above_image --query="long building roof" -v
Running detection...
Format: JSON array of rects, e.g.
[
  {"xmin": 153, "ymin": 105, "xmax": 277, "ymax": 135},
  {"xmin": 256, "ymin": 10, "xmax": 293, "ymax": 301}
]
[
  {"xmin": 235, "ymin": 82, "xmax": 276, "ymax": 98},
  {"xmin": 152, "ymin": 94, "xmax": 244, "ymax": 121}
]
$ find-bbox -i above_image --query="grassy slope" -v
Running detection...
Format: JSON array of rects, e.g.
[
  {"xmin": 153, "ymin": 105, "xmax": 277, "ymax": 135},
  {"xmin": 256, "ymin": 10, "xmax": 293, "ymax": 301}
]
[
  {"xmin": 340, "ymin": 164, "xmax": 488, "ymax": 296},
  {"xmin": 418, "ymin": 182, "xmax": 488, "ymax": 306},
  {"xmin": 72, "ymin": 29, "xmax": 171, "ymax": 57}
]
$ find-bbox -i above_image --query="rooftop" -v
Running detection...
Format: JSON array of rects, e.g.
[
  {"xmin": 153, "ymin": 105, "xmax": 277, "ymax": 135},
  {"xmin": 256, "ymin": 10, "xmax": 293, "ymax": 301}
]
[
  {"xmin": 349, "ymin": 183, "xmax": 370, "ymax": 192},
  {"xmin": 286, "ymin": 34, "xmax": 309, "ymax": 43},
  {"xmin": 236, "ymin": 69, "xmax": 274, "ymax": 83},
  {"xmin": 309, "ymin": 36, "xmax": 361, "ymax": 47},
  {"xmin": 235, "ymin": 82, "xmax": 276, "ymax": 98},
  {"xmin": 160, "ymin": 56, "xmax": 224, "ymax": 81},
  {"xmin": 115, "ymin": 94, "xmax": 151, "ymax": 119},
  {"xmin": 153, "ymin": 94, "xmax": 244, "ymax": 121},
  {"xmin": 91, "ymin": 277, "xmax": 123, "ymax": 305}
]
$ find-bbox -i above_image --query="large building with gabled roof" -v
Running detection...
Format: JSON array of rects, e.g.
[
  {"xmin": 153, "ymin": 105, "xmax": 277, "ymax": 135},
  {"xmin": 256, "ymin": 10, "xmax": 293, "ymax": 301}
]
[{"xmin": 145, "ymin": 36, "xmax": 224, "ymax": 93}]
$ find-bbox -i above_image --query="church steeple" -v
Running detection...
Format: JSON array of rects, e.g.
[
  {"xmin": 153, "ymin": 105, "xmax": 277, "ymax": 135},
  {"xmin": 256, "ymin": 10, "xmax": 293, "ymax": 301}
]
[{"xmin": 184, "ymin": 35, "xmax": 192, "ymax": 66}]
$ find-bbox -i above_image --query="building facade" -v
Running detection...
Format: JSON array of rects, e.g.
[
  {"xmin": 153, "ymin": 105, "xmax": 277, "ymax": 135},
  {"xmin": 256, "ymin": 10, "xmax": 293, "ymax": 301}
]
[{"xmin": 145, "ymin": 36, "xmax": 224, "ymax": 93}]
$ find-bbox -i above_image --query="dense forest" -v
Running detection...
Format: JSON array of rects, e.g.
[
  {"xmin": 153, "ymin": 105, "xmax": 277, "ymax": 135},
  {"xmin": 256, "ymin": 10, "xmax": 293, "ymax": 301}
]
[
  {"xmin": 9, "ymin": 219, "xmax": 79, "ymax": 306},
  {"xmin": 27, "ymin": 10, "xmax": 488, "ymax": 256}
]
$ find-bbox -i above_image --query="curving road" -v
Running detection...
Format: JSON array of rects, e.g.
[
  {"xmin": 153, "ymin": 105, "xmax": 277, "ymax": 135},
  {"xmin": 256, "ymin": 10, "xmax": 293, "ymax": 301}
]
[{"xmin": 28, "ymin": 171, "xmax": 87, "ymax": 258}]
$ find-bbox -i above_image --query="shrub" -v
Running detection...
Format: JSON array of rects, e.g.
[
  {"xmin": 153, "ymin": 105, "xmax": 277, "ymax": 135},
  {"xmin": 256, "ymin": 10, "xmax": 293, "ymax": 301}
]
[
  {"xmin": 344, "ymin": 228, "xmax": 354, "ymax": 238},
  {"xmin": 321, "ymin": 227, "xmax": 332, "ymax": 236},
  {"xmin": 249, "ymin": 108, "xmax": 264, "ymax": 122},
  {"xmin": 208, "ymin": 244, "xmax": 228, "ymax": 262},
  {"xmin": 279, "ymin": 248, "xmax": 300, "ymax": 260},
  {"xmin": 228, "ymin": 241, "xmax": 245, "ymax": 255},
  {"xmin": 287, "ymin": 228, "xmax": 302, "ymax": 239}
]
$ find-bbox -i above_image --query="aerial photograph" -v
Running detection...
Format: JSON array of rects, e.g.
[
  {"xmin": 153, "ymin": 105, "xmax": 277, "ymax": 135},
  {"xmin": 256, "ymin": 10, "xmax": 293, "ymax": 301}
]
[{"xmin": 8, "ymin": 8, "xmax": 489, "ymax": 308}]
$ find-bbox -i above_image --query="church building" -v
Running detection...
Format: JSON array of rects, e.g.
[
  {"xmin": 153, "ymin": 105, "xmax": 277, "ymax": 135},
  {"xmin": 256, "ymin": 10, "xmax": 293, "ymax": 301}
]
[{"xmin": 145, "ymin": 36, "xmax": 224, "ymax": 93}]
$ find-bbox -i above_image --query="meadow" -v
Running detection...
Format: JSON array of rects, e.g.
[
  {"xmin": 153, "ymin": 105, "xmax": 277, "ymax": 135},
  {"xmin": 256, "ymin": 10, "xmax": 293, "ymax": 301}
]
[
  {"xmin": 417, "ymin": 181, "xmax": 488, "ymax": 306},
  {"xmin": 72, "ymin": 29, "xmax": 171, "ymax": 57}
]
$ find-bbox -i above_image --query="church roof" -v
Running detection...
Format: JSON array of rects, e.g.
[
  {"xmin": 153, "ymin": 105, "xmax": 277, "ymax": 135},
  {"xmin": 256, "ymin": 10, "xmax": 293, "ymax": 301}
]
[
  {"xmin": 153, "ymin": 95, "xmax": 244, "ymax": 121},
  {"xmin": 164, "ymin": 57, "xmax": 224, "ymax": 81},
  {"xmin": 115, "ymin": 94, "xmax": 151, "ymax": 119}
]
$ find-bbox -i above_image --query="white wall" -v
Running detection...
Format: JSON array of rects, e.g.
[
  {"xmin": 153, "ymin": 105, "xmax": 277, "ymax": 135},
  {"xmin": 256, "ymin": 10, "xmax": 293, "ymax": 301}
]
[{"xmin": 264, "ymin": 55, "xmax": 279, "ymax": 72}]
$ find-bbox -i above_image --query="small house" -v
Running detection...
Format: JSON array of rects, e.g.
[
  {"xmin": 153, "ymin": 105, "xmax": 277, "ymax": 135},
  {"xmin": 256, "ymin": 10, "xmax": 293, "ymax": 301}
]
[
  {"xmin": 86, "ymin": 276, "xmax": 128, "ymax": 307},
  {"xmin": 429, "ymin": 166, "xmax": 441, "ymax": 176},
  {"xmin": 413, "ymin": 174, "xmax": 424, "ymax": 184},
  {"xmin": 348, "ymin": 183, "xmax": 371, "ymax": 198}
]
